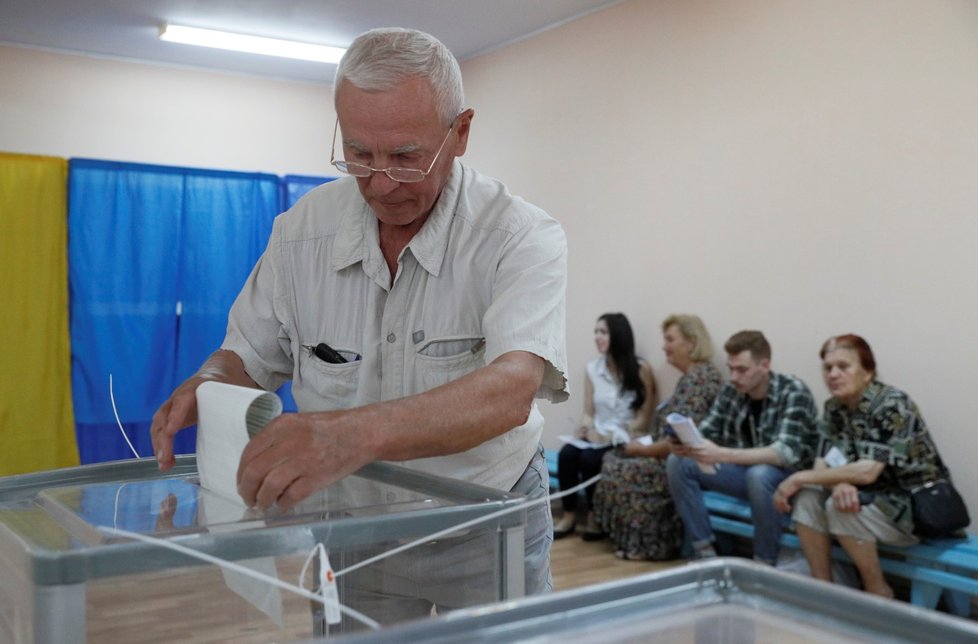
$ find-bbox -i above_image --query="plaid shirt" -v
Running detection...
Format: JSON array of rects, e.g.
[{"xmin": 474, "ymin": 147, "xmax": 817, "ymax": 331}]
[{"xmin": 699, "ymin": 371, "xmax": 818, "ymax": 469}]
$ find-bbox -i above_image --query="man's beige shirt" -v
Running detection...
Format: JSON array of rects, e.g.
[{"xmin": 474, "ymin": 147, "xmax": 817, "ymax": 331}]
[{"xmin": 223, "ymin": 161, "xmax": 567, "ymax": 490}]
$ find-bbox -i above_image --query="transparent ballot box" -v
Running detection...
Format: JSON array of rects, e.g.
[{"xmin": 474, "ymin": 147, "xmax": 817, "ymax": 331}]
[
  {"xmin": 339, "ymin": 558, "xmax": 978, "ymax": 643},
  {"xmin": 0, "ymin": 456, "xmax": 526, "ymax": 643}
]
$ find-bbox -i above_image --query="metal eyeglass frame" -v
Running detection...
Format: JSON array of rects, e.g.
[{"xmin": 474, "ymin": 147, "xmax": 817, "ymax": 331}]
[{"xmin": 329, "ymin": 116, "xmax": 458, "ymax": 183}]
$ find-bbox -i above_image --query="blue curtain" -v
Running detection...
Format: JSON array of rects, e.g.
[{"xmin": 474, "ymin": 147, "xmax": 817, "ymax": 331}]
[
  {"xmin": 69, "ymin": 159, "xmax": 280, "ymax": 463},
  {"xmin": 176, "ymin": 171, "xmax": 280, "ymax": 379},
  {"xmin": 283, "ymin": 174, "xmax": 334, "ymax": 208}
]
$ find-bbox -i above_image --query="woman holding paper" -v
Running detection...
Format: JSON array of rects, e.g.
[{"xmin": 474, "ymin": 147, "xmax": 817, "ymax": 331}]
[
  {"xmin": 773, "ymin": 334, "xmax": 957, "ymax": 597},
  {"xmin": 592, "ymin": 314, "xmax": 722, "ymax": 560},
  {"xmin": 553, "ymin": 313, "xmax": 655, "ymax": 539}
]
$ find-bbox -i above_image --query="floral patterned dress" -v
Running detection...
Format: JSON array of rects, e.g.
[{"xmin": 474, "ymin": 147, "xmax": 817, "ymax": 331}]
[{"xmin": 592, "ymin": 361, "xmax": 722, "ymax": 559}]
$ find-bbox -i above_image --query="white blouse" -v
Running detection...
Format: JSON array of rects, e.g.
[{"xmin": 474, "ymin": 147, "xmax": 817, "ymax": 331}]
[{"xmin": 588, "ymin": 357, "xmax": 637, "ymax": 439}]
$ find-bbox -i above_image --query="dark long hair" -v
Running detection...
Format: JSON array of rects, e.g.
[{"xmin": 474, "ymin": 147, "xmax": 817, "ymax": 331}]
[{"xmin": 600, "ymin": 312, "xmax": 645, "ymax": 411}]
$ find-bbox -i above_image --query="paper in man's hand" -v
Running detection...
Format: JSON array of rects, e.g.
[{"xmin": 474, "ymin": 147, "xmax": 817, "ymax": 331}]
[
  {"xmin": 666, "ymin": 412, "xmax": 717, "ymax": 474},
  {"xmin": 196, "ymin": 382, "xmax": 283, "ymax": 504}
]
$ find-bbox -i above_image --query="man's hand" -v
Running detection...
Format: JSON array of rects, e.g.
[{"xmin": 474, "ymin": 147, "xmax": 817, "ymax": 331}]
[
  {"xmin": 686, "ymin": 438, "xmax": 724, "ymax": 465},
  {"xmin": 151, "ymin": 349, "xmax": 258, "ymax": 471},
  {"xmin": 232, "ymin": 349, "xmax": 543, "ymax": 510},
  {"xmin": 236, "ymin": 412, "xmax": 373, "ymax": 510},
  {"xmin": 151, "ymin": 375, "xmax": 209, "ymax": 471}
]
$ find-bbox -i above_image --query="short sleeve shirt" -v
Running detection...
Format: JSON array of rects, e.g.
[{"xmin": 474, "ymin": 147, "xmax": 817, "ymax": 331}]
[
  {"xmin": 222, "ymin": 160, "xmax": 569, "ymax": 490},
  {"xmin": 819, "ymin": 380, "xmax": 950, "ymax": 530}
]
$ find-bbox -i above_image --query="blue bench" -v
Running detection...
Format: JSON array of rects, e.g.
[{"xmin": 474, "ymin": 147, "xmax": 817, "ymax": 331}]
[
  {"xmin": 545, "ymin": 448, "xmax": 559, "ymax": 491},
  {"xmin": 703, "ymin": 490, "xmax": 978, "ymax": 617},
  {"xmin": 544, "ymin": 448, "xmax": 977, "ymax": 616}
]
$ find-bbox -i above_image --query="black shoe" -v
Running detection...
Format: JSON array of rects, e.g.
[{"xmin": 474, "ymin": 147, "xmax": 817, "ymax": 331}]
[{"xmin": 580, "ymin": 512, "xmax": 604, "ymax": 541}]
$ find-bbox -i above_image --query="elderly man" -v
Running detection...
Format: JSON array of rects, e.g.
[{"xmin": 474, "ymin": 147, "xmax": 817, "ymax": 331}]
[
  {"xmin": 151, "ymin": 27, "xmax": 567, "ymax": 624},
  {"xmin": 666, "ymin": 330, "xmax": 817, "ymax": 565}
]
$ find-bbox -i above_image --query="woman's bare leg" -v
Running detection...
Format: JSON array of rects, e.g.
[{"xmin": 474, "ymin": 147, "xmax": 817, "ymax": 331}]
[
  {"xmin": 796, "ymin": 523, "xmax": 834, "ymax": 581},
  {"xmin": 837, "ymin": 535, "xmax": 892, "ymax": 598}
]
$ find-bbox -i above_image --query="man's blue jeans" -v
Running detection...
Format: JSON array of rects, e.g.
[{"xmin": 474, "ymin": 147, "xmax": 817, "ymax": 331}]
[{"xmin": 666, "ymin": 453, "xmax": 791, "ymax": 565}]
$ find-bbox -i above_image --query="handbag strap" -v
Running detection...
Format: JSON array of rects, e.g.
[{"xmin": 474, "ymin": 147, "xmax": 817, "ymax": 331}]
[{"xmin": 910, "ymin": 479, "xmax": 949, "ymax": 494}]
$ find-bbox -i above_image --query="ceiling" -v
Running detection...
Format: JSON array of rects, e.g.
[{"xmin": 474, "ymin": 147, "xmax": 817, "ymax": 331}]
[{"xmin": 0, "ymin": 0, "xmax": 622, "ymax": 85}]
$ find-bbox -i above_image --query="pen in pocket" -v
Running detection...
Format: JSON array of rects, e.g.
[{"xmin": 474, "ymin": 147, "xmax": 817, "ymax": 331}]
[{"xmin": 305, "ymin": 343, "xmax": 347, "ymax": 364}]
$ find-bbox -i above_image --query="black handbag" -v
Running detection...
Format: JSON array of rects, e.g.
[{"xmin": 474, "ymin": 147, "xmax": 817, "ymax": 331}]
[{"xmin": 911, "ymin": 480, "xmax": 970, "ymax": 538}]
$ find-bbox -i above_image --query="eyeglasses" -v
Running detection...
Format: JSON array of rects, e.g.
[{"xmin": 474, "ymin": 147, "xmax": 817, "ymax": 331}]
[{"xmin": 330, "ymin": 117, "xmax": 456, "ymax": 184}]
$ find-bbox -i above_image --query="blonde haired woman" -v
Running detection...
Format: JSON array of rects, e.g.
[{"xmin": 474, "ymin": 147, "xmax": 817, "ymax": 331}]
[{"xmin": 593, "ymin": 314, "xmax": 722, "ymax": 560}]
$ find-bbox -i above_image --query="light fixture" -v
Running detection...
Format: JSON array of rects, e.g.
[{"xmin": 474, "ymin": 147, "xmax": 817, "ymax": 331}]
[{"xmin": 160, "ymin": 24, "xmax": 345, "ymax": 64}]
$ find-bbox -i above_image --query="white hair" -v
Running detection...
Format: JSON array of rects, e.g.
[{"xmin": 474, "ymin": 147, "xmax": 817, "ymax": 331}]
[{"xmin": 335, "ymin": 28, "xmax": 464, "ymax": 126}]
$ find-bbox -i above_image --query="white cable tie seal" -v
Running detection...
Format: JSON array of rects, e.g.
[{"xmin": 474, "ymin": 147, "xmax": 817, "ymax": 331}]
[{"xmin": 318, "ymin": 544, "xmax": 342, "ymax": 625}]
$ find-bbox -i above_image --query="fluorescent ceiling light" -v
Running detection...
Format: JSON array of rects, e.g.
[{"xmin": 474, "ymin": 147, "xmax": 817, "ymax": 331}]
[{"xmin": 160, "ymin": 24, "xmax": 345, "ymax": 64}]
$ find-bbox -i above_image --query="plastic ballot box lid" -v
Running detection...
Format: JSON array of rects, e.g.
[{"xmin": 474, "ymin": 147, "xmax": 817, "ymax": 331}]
[{"xmin": 335, "ymin": 557, "xmax": 978, "ymax": 644}]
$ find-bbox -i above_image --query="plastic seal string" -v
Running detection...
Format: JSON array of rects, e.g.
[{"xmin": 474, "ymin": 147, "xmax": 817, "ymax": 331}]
[
  {"xmin": 97, "ymin": 526, "xmax": 381, "ymax": 630},
  {"xmin": 109, "ymin": 373, "xmax": 141, "ymax": 459},
  {"xmin": 335, "ymin": 473, "xmax": 602, "ymax": 578}
]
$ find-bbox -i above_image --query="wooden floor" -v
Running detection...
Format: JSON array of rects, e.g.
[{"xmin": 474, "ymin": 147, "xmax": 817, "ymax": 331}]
[{"xmin": 551, "ymin": 529, "xmax": 687, "ymax": 592}]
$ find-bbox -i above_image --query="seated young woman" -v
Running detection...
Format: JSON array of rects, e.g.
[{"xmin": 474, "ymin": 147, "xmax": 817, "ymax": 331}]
[
  {"xmin": 553, "ymin": 312, "xmax": 655, "ymax": 540},
  {"xmin": 592, "ymin": 314, "xmax": 722, "ymax": 560},
  {"xmin": 773, "ymin": 334, "xmax": 957, "ymax": 597}
]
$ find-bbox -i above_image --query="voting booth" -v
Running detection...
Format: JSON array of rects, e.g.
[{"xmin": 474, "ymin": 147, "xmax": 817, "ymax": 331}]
[
  {"xmin": 0, "ymin": 456, "xmax": 526, "ymax": 643},
  {"xmin": 337, "ymin": 558, "xmax": 978, "ymax": 643}
]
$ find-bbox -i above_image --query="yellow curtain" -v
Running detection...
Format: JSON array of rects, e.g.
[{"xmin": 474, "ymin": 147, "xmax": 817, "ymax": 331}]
[{"xmin": 0, "ymin": 152, "xmax": 79, "ymax": 474}]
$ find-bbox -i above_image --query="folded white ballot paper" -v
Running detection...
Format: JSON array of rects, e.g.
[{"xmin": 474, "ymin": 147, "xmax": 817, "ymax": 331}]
[
  {"xmin": 196, "ymin": 382, "xmax": 286, "ymax": 629},
  {"xmin": 196, "ymin": 381, "xmax": 283, "ymax": 503},
  {"xmin": 665, "ymin": 412, "xmax": 717, "ymax": 474},
  {"xmin": 558, "ymin": 424, "xmax": 630, "ymax": 450}
]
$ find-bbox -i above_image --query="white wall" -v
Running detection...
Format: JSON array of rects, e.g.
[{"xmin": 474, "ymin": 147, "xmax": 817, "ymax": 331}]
[
  {"xmin": 0, "ymin": 45, "xmax": 336, "ymax": 176},
  {"xmin": 461, "ymin": 0, "xmax": 978, "ymax": 516},
  {"xmin": 2, "ymin": 0, "xmax": 977, "ymax": 517}
]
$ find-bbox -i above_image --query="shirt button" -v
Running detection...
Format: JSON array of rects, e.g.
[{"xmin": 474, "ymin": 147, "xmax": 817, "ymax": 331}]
[{"xmin": 387, "ymin": 333, "xmax": 396, "ymax": 343}]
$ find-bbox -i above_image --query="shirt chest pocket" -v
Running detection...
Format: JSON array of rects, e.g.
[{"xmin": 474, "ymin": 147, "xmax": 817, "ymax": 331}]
[
  {"xmin": 297, "ymin": 351, "xmax": 361, "ymax": 410},
  {"xmin": 414, "ymin": 336, "xmax": 486, "ymax": 391}
]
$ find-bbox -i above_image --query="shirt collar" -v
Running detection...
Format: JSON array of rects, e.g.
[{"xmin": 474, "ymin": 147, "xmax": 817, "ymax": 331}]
[
  {"xmin": 827, "ymin": 379, "xmax": 883, "ymax": 414},
  {"xmin": 330, "ymin": 160, "xmax": 464, "ymax": 278}
]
